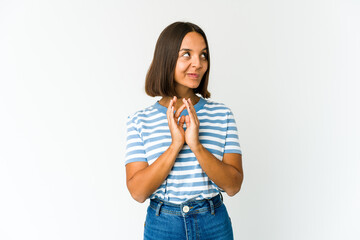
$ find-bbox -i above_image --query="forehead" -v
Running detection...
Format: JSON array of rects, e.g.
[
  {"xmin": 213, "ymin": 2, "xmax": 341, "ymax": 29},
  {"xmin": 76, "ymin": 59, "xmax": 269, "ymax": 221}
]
[{"xmin": 180, "ymin": 32, "xmax": 207, "ymax": 50}]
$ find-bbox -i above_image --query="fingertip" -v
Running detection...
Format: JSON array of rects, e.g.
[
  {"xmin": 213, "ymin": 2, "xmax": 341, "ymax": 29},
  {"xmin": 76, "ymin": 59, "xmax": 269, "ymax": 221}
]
[
  {"xmin": 184, "ymin": 99, "xmax": 190, "ymax": 106},
  {"xmin": 188, "ymin": 98, "xmax": 192, "ymax": 104}
]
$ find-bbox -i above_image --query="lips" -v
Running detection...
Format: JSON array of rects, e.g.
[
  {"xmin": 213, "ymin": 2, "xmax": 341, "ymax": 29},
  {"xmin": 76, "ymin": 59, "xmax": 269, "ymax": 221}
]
[{"xmin": 187, "ymin": 73, "xmax": 200, "ymax": 78}]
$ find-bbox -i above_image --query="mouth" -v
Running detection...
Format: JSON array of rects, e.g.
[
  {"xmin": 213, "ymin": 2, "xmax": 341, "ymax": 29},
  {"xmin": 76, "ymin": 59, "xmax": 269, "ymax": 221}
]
[{"xmin": 187, "ymin": 73, "xmax": 200, "ymax": 78}]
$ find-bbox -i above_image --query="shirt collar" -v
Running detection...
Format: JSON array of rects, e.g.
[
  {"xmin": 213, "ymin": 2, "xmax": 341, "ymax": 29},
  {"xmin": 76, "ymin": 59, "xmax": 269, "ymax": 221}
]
[{"xmin": 153, "ymin": 97, "xmax": 207, "ymax": 116}]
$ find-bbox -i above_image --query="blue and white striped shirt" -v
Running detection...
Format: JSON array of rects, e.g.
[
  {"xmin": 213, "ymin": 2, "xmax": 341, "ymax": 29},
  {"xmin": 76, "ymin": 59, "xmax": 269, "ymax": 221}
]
[{"xmin": 125, "ymin": 97, "xmax": 242, "ymax": 203}]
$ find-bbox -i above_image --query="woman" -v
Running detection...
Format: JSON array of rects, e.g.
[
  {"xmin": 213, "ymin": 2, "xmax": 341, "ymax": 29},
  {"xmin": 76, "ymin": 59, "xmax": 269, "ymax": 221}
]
[{"xmin": 125, "ymin": 22, "xmax": 243, "ymax": 240}]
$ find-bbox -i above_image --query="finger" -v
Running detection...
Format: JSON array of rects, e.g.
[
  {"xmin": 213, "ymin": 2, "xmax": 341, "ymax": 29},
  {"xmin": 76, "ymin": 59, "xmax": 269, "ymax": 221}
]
[
  {"xmin": 179, "ymin": 115, "xmax": 185, "ymax": 129},
  {"xmin": 187, "ymin": 98, "xmax": 196, "ymax": 115},
  {"xmin": 167, "ymin": 100, "xmax": 177, "ymax": 125},
  {"xmin": 166, "ymin": 99, "xmax": 172, "ymax": 119},
  {"xmin": 185, "ymin": 115, "xmax": 190, "ymax": 127},
  {"xmin": 169, "ymin": 106, "xmax": 175, "ymax": 122},
  {"xmin": 187, "ymin": 98, "xmax": 199, "ymax": 124},
  {"xmin": 183, "ymin": 97, "xmax": 191, "ymax": 111},
  {"xmin": 167, "ymin": 99, "xmax": 174, "ymax": 118},
  {"xmin": 175, "ymin": 103, "xmax": 186, "ymax": 118},
  {"xmin": 171, "ymin": 96, "xmax": 178, "ymax": 115},
  {"xmin": 184, "ymin": 98, "xmax": 195, "ymax": 123}
]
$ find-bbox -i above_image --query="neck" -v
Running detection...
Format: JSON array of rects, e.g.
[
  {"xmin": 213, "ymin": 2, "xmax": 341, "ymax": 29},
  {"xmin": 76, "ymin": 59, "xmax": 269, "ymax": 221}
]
[{"xmin": 158, "ymin": 92, "xmax": 200, "ymax": 110}]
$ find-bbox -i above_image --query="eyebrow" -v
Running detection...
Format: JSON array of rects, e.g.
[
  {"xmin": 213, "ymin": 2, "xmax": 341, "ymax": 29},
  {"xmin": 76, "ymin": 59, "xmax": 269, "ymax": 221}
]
[{"xmin": 179, "ymin": 47, "xmax": 208, "ymax": 52}]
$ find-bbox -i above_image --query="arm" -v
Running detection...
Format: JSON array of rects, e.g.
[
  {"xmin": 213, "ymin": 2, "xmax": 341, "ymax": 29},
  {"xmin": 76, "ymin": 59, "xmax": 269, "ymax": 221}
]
[
  {"xmin": 183, "ymin": 98, "xmax": 244, "ymax": 196},
  {"xmin": 192, "ymin": 148, "xmax": 243, "ymax": 196},
  {"xmin": 126, "ymin": 96, "xmax": 187, "ymax": 203},
  {"xmin": 126, "ymin": 144, "xmax": 182, "ymax": 203}
]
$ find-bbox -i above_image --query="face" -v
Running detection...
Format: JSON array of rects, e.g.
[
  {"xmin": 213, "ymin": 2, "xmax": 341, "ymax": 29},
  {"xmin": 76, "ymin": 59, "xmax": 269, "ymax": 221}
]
[{"xmin": 174, "ymin": 32, "xmax": 208, "ymax": 92}]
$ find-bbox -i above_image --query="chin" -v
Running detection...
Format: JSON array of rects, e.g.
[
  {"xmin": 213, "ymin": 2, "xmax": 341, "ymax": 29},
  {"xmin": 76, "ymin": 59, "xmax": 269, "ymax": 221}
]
[
  {"xmin": 189, "ymin": 84, "xmax": 201, "ymax": 89},
  {"xmin": 175, "ymin": 79, "xmax": 201, "ymax": 90},
  {"xmin": 189, "ymin": 80, "xmax": 202, "ymax": 89}
]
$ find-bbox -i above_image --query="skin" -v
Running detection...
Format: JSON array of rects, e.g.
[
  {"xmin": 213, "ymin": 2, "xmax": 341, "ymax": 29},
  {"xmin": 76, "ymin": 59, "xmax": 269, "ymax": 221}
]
[{"xmin": 126, "ymin": 32, "xmax": 244, "ymax": 203}]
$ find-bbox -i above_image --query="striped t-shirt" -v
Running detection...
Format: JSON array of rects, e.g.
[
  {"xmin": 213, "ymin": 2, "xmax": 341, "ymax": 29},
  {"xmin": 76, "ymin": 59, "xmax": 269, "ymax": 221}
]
[{"xmin": 125, "ymin": 97, "xmax": 242, "ymax": 204}]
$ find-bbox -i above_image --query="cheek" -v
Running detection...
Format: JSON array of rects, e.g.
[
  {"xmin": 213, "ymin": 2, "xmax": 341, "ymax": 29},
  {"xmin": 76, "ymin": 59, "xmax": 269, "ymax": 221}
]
[
  {"xmin": 203, "ymin": 62, "xmax": 209, "ymax": 72},
  {"xmin": 176, "ymin": 61, "xmax": 190, "ymax": 73},
  {"xmin": 200, "ymin": 64, "xmax": 208, "ymax": 76}
]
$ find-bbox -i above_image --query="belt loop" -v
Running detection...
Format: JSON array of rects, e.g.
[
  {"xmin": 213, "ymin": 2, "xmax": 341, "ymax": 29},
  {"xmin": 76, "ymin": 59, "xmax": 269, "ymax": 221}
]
[
  {"xmin": 219, "ymin": 192, "xmax": 223, "ymax": 202},
  {"xmin": 209, "ymin": 199, "xmax": 215, "ymax": 215},
  {"xmin": 155, "ymin": 201, "xmax": 163, "ymax": 216}
]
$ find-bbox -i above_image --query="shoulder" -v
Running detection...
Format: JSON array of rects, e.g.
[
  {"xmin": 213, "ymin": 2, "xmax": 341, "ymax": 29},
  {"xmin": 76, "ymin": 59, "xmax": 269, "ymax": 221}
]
[
  {"xmin": 126, "ymin": 104, "xmax": 161, "ymax": 126},
  {"xmin": 202, "ymin": 98, "xmax": 233, "ymax": 115}
]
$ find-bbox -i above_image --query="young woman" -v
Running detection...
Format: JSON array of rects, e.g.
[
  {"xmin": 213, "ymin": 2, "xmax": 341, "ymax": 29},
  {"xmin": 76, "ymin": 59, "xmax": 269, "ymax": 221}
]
[{"xmin": 125, "ymin": 22, "xmax": 244, "ymax": 240}]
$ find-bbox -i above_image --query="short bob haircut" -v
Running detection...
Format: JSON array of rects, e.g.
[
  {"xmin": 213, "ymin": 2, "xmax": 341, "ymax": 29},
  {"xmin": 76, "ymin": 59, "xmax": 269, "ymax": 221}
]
[{"xmin": 145, "ymin": 22, "xmax": 211, "ymax": 98}]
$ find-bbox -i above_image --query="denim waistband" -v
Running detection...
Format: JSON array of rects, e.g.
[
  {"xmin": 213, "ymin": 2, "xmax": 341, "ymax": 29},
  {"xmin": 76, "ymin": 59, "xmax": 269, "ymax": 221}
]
[{"xmin": 149, "ymin": 194, "xmax": 223, "ymax": 217}]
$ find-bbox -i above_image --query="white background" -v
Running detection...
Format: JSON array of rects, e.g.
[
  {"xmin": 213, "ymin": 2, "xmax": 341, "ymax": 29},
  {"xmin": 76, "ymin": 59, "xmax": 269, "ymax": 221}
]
[{"xmin": 1, "ymin": 0, "xmax": 359, "ymax": 239}]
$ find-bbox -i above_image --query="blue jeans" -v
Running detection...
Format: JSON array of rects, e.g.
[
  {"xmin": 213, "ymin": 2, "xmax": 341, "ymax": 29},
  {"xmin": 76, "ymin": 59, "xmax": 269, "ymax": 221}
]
[{"xmin": 144, "ymin": 194, "xmax": 234, "ymax": 240}]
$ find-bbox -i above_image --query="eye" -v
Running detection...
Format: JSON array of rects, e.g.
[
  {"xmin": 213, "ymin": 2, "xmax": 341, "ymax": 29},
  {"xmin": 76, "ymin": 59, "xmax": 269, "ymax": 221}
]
[
  {"xmin": 201, "ymin": 52, "xmax": 208, "ymax": 59},
  {"xmin": 182, "ymin": 52, "xmax": 190, "ymax": 57}
]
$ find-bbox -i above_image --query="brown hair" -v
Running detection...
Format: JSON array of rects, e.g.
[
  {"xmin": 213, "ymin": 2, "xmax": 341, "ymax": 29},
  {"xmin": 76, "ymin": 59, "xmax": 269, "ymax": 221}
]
[{"xmin": 145, "ymin": 22, "xmax": 211, "ymax": 98}]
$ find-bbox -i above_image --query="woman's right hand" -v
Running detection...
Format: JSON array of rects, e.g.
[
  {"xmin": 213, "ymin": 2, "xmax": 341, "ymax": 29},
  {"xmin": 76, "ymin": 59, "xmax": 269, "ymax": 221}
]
[{"xmin": 167, "ymin": 96, "xmax": 186, "ymax": 151}]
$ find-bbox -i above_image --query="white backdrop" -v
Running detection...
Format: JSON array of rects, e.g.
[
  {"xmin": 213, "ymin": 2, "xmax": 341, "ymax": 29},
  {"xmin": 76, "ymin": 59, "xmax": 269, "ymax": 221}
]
[{"xmin": 1, "ymin": 0, "xmax": 359, "ymax": 239}]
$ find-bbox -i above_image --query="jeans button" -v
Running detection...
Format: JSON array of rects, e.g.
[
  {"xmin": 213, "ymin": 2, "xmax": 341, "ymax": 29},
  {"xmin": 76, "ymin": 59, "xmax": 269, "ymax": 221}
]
[{"xmin": 183, "ymin": 205, "xmax": 190, "ymax": 213}]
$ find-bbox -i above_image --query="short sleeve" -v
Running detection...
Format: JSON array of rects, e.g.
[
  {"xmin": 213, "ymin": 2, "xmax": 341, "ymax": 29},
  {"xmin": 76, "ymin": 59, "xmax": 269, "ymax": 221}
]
[
  {"xmin": 125, "ymin": 115, "xmax": 147, "ymax": 165},
  {"xmin": 224, "ymin": 109, "xmax": 242, "ymax": 154}
]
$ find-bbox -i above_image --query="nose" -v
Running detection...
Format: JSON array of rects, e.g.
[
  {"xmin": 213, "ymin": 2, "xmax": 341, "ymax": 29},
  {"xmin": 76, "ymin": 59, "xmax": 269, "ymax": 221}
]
[{"xmin": 191, "ymin": 55, "xmax": 202, "ymax": 69}]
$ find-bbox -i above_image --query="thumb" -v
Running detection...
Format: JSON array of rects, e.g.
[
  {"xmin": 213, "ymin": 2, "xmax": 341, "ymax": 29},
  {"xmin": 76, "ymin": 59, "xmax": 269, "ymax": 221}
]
[
  {"xmin": 179, "ymin": 115, "xmax": 185, "ymax": 129},
  {"xmin": 185, "ymin": 115, "xmax": 190, "ymax": 127}
]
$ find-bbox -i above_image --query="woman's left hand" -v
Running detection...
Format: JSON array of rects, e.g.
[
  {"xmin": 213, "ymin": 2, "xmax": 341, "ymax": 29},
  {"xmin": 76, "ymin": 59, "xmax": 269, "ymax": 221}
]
[{"xmin": 183, "ymin": 98, "xmax": 202, "ymax": 151}]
